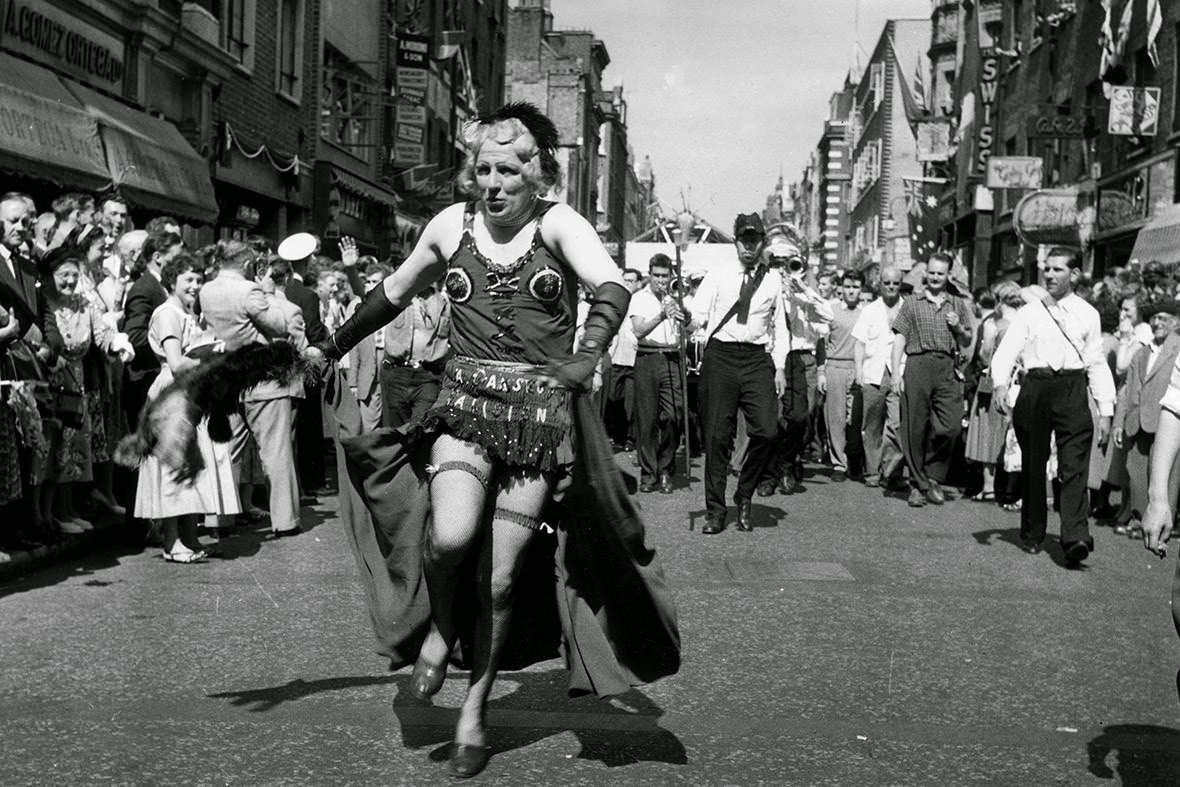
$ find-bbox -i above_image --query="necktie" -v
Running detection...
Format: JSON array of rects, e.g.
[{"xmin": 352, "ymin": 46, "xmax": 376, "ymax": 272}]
[{"xmin": 736, "ymin": 268, "xmax": 761, "ymax": 325}]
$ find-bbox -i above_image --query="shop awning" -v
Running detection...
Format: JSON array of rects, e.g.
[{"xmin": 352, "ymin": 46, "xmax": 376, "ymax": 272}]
[
  {"xmin": 64, "ymin": 82, "xmax": 219, "ymax": 224},
  {"xmin": 331, "ymin": 167, "xmax": 400, "ymax": 210},
  {"xmin": 1130, "ymin": 203, "xmax": 1180, "ymax": 266},
  {"xmin": 0, "ymin": 53, "xmax": 110, "ymax": 190}
]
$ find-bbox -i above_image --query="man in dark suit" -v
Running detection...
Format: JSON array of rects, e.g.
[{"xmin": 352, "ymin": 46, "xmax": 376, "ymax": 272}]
[
  {"xmin": 1112, "ymin": 304, "xmax": 1180, "ymax": 531},
  {"xmin": 122, "ymin": 230, "xmax": 182, "ymax": 427}
]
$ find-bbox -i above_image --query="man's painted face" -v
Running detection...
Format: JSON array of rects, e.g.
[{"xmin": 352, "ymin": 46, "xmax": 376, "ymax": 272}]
[{"xmin": 475, "ymin": 130, "xmax": 540, "ymax": 228}]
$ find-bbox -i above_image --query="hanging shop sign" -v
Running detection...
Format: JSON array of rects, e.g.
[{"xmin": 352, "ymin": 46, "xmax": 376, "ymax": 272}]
[
  {"xmin": 974, "ymin": 54, "xmax": 999, "ymax": 175},
  {"xmin": 1012, "ymin": 188, "xmax": 1090, "ymax": 247},
  {"xmin": 985, "ymin": 156, "xmax": 1044, "ymax": 190},
  {"xmin": 392, "ymin": 142, "xmax": 425, "ymax": 167},
  {"xmin": 1108, "ymin": 86, "xmax": 1161, "ymax": 137},
  {"xmin": 395, "ymin": 33, "xmax": 430, "ymax": 69},
  {"xmin": 0, "ymin": 0, "xmax": 124, "ymax": 92},
  {"xmin": 916, "ymin": 119, "xmax": 952, "ymax": 162},
  {"xmin": 1098, "ymin": 167, "xmax": 1150, "ymax": 232}
]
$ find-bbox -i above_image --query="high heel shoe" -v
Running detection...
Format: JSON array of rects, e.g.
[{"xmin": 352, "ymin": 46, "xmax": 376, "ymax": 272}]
[
  {"xmin": 449, "ymin": 744, "xmax": 490, "ymax": 778},
  {"xmin": 408, "ymin": 657, "xmax": 447, "ymax": 701}
]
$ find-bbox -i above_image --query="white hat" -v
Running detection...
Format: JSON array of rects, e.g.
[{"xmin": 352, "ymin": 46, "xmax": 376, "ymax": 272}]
[{"xmin": 277, "ymin": 232, "xmax": 317, "ymax": 261}]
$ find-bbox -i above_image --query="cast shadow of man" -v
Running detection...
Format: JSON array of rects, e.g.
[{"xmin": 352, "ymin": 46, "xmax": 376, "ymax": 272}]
[
  {"xmin": 970, "ymin": 526, "xmax": 1078, "ymax": 569},
  {"xmin": 393, "ymin": 668, "xmax": 687, "ymax": 769},
  {"xmin": 1086, "ymin": 724, "xmax": 1180, "ymax": 785}
]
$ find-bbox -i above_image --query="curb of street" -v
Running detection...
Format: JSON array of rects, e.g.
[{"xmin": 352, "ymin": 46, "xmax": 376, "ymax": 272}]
[{"xmin": 0, "ymin": 515, "xmax": 133, "ymax": 583}]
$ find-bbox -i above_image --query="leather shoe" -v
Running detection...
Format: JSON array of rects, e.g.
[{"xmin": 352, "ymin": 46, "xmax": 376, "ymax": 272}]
[
  {"xmin": 658, "ymin": 473, "xmax": 674, "ymax": 494},
  {"xmin": 1063, "ymin": 540, "xmax": 1090, "ymax": 567},
  {"xmin": 449, "ymin": 744, "xmax": 490, "ymax": 778},
  {"xmin": 756, "ymin": 480, "xmax": 777, "ymax": 497},
  {"xmin": 907, "ymin": 488, "xmax": 927, "ymax": 507},
  {"xmin": 831, "ymin": 469, "xmax": 846, "ymax": 483},
  {"xmin": 701, "ymin": 514, "xmax": 725, "ymax": 534},
  {"xmin": 925, "ymin": 483, "xmax": 946, "ymax": 505},
  {"xmin": 736, "ymin": 500, "xmax": 754, "ymax": 531},
  {"xmin": 266, "ymin": 527, "xmax": 302, "ymax": 540},
  {"xmin": 639, "ymin": 480, "xmax": 657, "ymax": 493},
  {"xmin": 778, "ymin": 473, "xmax": 803, "ymax": 494},
  {"xmin": 408, "ymin": 657, "xmax": 447, "ymax": 701},
  {"xmin": 1020, "ymin": 537, "xmax": 1043, "ymax": 555}
]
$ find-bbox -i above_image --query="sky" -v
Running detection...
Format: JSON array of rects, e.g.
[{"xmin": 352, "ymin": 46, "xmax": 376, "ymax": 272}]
[{"xmin": 549, "ymin": 0, "xmax": 931, "ymax": 231}]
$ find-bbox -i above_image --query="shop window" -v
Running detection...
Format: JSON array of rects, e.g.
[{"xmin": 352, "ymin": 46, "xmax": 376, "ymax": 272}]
[
  {"xmin": 322, "ymin": 46, "xmax": 376, "ymax": 163},
  {"xmin": 276, "ymin": 0, "xmax": 305, "ymax": 100},
  {"xmin": 221, "ymin": 0, "xmax": 256, "ymax": 70}
]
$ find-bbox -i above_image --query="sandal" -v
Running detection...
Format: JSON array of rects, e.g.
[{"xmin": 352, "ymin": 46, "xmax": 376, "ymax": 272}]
[
  {"xmin": 971, "ymin": 491, "xmax": 996, "ymax": 502},
  {"xmin": 1000, "ymin": 500, "xmax": 1022, "ymax": 512}
]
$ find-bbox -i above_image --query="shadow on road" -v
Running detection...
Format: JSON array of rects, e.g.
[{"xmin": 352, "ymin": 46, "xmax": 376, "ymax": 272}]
[
  {"xmin": 970, "ymin": 526, "xmax": 1083, "ymax": 570},
  {"xmin": 394, "ymin": 668, "xmax": 687, "ymax": 768},
  {"xmin": 1086, "ymin": 724, "xmax": 1180, "ymax": 785},
  {"xmin": 207, "ymin": 674, "xmax": 398, "ymax": 712}
]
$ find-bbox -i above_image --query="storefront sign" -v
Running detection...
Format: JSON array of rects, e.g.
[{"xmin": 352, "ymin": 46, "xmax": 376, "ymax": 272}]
[
  {"xmin": 974, "ymin": 55, "xmax": 999, "ymax": 175},
  {"xmin": 393, "ymin": 142, "xmax": 425, "ymax": 166},
  {"xmin": 1028, "ymin": 113, "xmax": 1087, "ymax": 139},
  {"xmin": 986, "ymin": 156, "xmax": 1044, "ymax": 190},
  {"xmin": 1108, "ymin": 86, "xmax": 1161, "ymax": 137},
  {"xmin": 397, "ymin": 67, "xmax": 428, "ymax": 91},
  {"xmin": 1098, "ymin": 168, "xmax": 1150, "ymax": 232},
  {"xmin": 396, "ymin": 105, "xmax": 426, "ymax": 125},
  {"xmin": 395, "ymin": 34, "xmax": 430, "ymax": 68},
  {"xmin": 0, "ymin": 76, "xmax": 107, "ymax": 182},
  {"xmin": 0, "ymin": 0, "xmax": 124, "ymax": 92},
  {"xmin": 396, "ymin": 123, "xmax": 423, "ymax": 144},
  {"xmin": 1013, "ymin": 188, "xmax": 1088, "ymax": 247}
]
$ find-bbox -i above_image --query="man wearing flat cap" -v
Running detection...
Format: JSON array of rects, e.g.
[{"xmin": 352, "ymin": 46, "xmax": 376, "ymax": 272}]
[
  {"xmin": 1111, "ymin": 301, "xmax": 1180, "ymax": 532},
  {"xmin": 691, "ymin": 212, "xmax": 788, "ymax": 534}
]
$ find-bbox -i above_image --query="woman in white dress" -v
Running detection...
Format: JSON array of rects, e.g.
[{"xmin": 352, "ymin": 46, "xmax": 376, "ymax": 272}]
[{"xmin": 134, "ymin": 253, "xmax": 240, "ymax": 563}]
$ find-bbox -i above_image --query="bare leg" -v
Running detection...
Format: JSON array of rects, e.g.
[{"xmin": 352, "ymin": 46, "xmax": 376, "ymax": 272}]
[
  {"xmin": 981, "ymin": 464, "xmax": 996, "ymax": 496},
  {"xmin": 455, "ymin": 468, "xmax": 549, "ymax": 749},
  {"xmin": 420, "ymin": 434, "xmax": 494, "ymax": 671}
]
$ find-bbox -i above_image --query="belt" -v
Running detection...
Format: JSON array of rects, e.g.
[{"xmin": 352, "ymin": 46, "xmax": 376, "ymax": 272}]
[
  {"xmin": 382, "ymin": 356, "xmax": 446, "ymax": 373},
  {"xmin": 1025, "ymin": 367, "xmax": 1085, "ymax": 379},
  {"xmin": 788, "ymin": 348, "xmax": 815, "ymax": 355}
]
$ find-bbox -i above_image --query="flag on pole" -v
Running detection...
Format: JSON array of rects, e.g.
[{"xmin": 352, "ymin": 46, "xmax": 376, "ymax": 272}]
[
  {"xmin": 903, "ymin": 177, "xmax": 944, "ymax": 265},
  {"xmin": 888, "ymin": 35, "xmax": 926, "ymax": 130},
  {"xmin": 1114, "ymin": 0, "xmax": 1134, "ymax": 61},
  {"xmin": 913, "ymin": 56, "xmax": 929, "ymax": 114},
  {"xmin": 1147, "ymin": 0, "xmax": 1163, "ymax": 68}
]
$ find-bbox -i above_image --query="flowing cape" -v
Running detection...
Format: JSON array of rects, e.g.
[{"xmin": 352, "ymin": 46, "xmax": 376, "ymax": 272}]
[{"xmin": 329, "ymin": 370, "xmax": 681, "ymax": 697}]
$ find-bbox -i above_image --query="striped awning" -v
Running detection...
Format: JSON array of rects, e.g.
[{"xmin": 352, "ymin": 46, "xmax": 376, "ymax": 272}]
[{"xmin": 1131, "ymin": 203, "xmax": 1180, "ymax": 266}]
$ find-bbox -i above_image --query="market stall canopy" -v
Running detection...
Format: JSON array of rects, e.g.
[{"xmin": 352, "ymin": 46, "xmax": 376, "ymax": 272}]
[
  {"xmin": 0, "ymin": 53, "xmax": 110, "ymax": 190},
  {"xmin": 64, "ymin": 81, "xmax": 218, "ymax": 224},
  {"xmin": 1130, "ymin": 202, "xmax": 1180, "ymax": 267}
]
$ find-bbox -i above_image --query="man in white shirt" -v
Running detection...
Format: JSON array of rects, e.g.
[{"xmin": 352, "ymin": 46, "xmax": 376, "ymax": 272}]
[
  {"xmin": 852, "ymin": 265, "xmax": 905, "ymax": 489},
  {"xmin": 991, "ymin": 247, "xmax": 1116, "ymax": 567},
  {"xmin": 605, "ymin": 268, "xmax": 642, "ymax": 450},
  {"xmin": 631, "ymin": 255, "xmax": 686, "ymax": 493},
  {"xmin": 692, "ymin": 213, "xmax": 788, "ymax": 534}
]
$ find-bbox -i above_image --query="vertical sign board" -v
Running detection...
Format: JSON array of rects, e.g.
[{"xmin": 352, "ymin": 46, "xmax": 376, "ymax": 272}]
[
  {"xmin": 394, "ymin": 33, "xmax": 429, "ymax": 166},
  {"xmin": 974, "ymin": 54, "xmax": 999, "ymax": 175}
]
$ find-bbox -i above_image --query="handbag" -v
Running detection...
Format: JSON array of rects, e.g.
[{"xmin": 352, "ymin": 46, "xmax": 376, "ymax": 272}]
[{"xmin": 36, "ymin": 366, "xmax": 85, "ymax": 429}]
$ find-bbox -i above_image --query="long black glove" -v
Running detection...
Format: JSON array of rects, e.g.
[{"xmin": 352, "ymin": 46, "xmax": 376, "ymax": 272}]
[
  {"xmin": 548, "ymin": 281, "xmax": 631, "ymax": 389},
  {"xmin": 316, "ymin": 283, "xmax": 402, "ymax": 361}
]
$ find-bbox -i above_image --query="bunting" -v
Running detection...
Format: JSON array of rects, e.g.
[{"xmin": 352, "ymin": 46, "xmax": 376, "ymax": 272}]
[{"xmin": 1147, "ymin": 0, "xmax": 1163, "ymax": 68}]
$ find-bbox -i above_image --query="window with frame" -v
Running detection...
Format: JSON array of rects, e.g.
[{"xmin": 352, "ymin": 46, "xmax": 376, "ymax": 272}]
[
  {"xmin": 221, "ymin": 0, "xmax": 256, "ymax": 69},
  {"xmin": 276, "ymin": 0, "xmax": 304, "ymax": 99},
  {"xmin": 322, "ymin": 47, "xmax": 376, "ymax": 163}
]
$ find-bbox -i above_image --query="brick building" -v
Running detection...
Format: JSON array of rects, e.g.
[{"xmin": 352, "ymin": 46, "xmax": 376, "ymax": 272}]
[{"xmin": 505, "ymin": 0, "xmax": 609, "ymax": 220}]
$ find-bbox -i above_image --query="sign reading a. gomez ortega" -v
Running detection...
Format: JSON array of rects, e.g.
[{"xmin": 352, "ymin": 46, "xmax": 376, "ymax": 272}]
[{"xmin": 0, "ymin": 0, "xmax": 125, "ymax": 91}]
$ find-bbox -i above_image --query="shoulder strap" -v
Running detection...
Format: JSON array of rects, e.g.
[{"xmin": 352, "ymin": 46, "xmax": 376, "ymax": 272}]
[
  {"xmin": 1039, "ymin": 298, "xmax": 1086, "ymax": 364},
  {"xmin": 530, "ymin": 200, "xmax": 558, "ymax": 247},
  {"xmin": 706, "ymin": 266, "xmax": 767, "ymax": 345},
  {"xmin": 462, "ymin": 201, "xmax": 477, "ymax": 235}
]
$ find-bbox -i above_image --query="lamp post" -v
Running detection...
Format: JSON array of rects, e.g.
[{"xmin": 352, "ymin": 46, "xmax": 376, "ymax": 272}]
[{"xmin": 670, "ymin": 211, "xmax": 696, "ymax": 482}]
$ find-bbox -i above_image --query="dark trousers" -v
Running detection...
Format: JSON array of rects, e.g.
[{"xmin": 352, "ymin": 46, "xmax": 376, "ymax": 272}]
[
  {"xmin": 700, "ymin": 341, "xmax": 777, "ymax": 517},
  {"xmin": 634, "ymin": 351, "xmax": 683, "ymax": 482},
  {"xmin": 1012, "ymin": 371, "xmax": 1094, "ymax": 547},
  {"xmin": 605, "ymin": 363, "xmax": 635, "ymax": 447},
  {"xmin": 900, "ymin": 353, "xmax": 962, "ymax": 491},
  {"xmin": 763, "ymin": 350, "xmax": 811, "ymax": 483},
  {"xmin": 296, "ymin": 386, "xmax": 326, "ymax": 492},
  {"xmin": 380, "ymin": 361, "xmax": 443, "ymax": 429}
]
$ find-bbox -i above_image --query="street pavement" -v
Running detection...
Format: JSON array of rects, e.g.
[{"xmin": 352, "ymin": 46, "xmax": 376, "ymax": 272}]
[{"xmin": 2, "ymin": 455, "xmax": 1179, "ymax": 786}]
